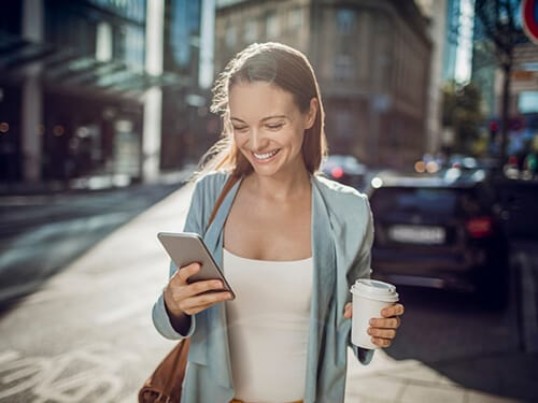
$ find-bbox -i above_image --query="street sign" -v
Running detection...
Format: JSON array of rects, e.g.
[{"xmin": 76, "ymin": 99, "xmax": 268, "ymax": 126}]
[{"xmin": 522, "ymin": 0, "xmax": 538, "ymax": 43}]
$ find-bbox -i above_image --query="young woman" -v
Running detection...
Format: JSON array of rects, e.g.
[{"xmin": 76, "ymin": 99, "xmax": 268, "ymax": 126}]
[{"xmin": 153, "ymin": 42, "xmax": 405, "ymax": 403}]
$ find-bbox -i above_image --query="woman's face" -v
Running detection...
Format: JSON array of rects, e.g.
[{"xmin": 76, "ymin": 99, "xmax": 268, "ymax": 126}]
[{"xmin": 228, "ymin": 81, "xmax": 316, "ymax": 179}]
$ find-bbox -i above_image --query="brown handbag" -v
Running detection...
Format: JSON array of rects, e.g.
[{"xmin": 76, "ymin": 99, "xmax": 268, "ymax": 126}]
[{"xmin": 138, "ymin": 175, "xmax": 239, "ymax": 403}]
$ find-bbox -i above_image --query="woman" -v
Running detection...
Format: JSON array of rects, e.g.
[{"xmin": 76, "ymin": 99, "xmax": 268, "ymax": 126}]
[{"xmin": 153, "ymin": 42, "xmax": 405, "ymax": 403}]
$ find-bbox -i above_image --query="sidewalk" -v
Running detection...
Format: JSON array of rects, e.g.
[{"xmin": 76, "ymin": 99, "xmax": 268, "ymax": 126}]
[{"xmin": 345, "ymin": 348, "xmax": 537, "ymax": 402}]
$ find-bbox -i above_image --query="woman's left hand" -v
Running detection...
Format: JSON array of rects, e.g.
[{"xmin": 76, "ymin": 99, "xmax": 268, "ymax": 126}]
[{"xmin": 344, "ymin": 302, "xmax": 405, "ymax": 348}]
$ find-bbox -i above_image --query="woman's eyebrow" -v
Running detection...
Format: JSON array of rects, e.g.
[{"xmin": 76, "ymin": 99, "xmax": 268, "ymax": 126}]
[
  {"xmin": 230, "ymin": 115, "xmax": 288, "ymax": 123},
  {"xmin": 261, "ymin": 115, "xmax": 287, "ymax": 122}
]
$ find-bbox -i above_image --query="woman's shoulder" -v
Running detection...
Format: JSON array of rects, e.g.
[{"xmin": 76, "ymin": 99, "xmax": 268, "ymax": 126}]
[
  {"xmin": 313, "ymin": 174, "xmax": 373, "ymax": 234},
  {"xmin": 313, "ymin": 174, "xmax": 369, "ymax": 206},
  {"xmin": 192, "ymin": 171, "xmax": 230, "ymax": 192}
]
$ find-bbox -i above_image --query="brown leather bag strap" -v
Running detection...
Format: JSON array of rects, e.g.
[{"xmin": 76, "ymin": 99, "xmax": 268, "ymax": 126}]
[{"xmin": 206, "ymin": 174, "xmax": 239, "ymax": 229}]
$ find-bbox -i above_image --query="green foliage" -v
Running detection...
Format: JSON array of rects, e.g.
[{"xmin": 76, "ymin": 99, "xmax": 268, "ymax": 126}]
[{"xmin": 442, "ymin": 81, "xmax": 484, "ymax": 154}]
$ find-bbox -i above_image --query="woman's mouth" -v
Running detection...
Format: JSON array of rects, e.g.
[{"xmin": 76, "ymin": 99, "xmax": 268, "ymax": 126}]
[{"xmin": 252, "ymin": 149, "xmax": 280, "ymax": 161}]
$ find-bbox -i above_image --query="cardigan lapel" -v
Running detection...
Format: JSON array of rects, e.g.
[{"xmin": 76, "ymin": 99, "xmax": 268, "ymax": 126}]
[
  {"xmin": 199, "ymin": 177, "xmax": 242, "ymax": 390},
  {"xmin": 311, "ymin": 178, "xmax": 337, "ymax": 315},
  {"xmin": 304, "ymin": 178, "xmax": 337, "ymax": 402}
]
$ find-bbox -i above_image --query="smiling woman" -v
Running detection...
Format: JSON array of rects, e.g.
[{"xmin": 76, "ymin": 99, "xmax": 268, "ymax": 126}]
[
  {"xmin": 151, "ymin": 42, "xmax": 405, "ymax": 403},
  {"xmin": 228, "ymin": 81, "xmax": 317, "ymax": 181}
]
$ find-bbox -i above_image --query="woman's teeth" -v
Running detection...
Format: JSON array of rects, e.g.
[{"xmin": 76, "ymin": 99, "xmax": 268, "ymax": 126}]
[{"xmin": 253, "ymin": 150, "xmax": 279, "ymax": 160}]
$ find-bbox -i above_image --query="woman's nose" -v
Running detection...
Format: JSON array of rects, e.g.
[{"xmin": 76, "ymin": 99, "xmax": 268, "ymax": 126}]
[{"xmin": 250, "ymin": 128, "xmax": 266, "ymax": 150}]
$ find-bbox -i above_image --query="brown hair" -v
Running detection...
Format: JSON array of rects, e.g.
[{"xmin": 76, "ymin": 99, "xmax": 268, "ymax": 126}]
[{"xmin": 199, "ymin": 42, "xmax": 327, "ymax": 176}]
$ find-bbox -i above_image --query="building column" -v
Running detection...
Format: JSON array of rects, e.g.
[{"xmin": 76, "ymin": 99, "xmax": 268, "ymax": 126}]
[
  {"xmin": 143, "ymin": 0, "xmax": 164, "ymax": 183},
  {"xmin": 425, "ymin": 0, "xmax": 446, "ymax": 155},
  {"xmin": 199, "ymin": 0, "xmax": 216, "ymax": 89},
  {"xmin": 21, "ymin": 0, "xmax": 44, "ymax": 183}
]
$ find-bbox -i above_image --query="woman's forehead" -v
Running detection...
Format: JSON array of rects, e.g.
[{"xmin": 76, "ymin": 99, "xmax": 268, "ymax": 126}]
[{"xmin": 228, "ymin": 81, "xmax": 297, "ymax": 119}]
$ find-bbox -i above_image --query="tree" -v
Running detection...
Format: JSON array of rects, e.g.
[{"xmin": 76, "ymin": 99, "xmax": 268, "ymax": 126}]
[
  {"xmin": 442, "ymin": 81, "xmax": 484, "ymax": 154},
  {"xmin": 474, "ymin": 0, "xmax": 528, "ymax": 163}
]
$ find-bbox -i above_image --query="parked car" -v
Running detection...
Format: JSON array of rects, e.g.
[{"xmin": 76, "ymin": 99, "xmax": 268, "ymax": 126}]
[
  {"xmin": 367, "ymin": 171, "xmax": 510, "ymax": 308},
  {"xmin": 321, "ymin": 154, "xmax": 367, "ymax": 189}
]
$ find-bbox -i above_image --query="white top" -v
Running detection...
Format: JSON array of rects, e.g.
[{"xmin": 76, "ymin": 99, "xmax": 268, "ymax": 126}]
[{"xmin": 224, "ymin": 248, "xmax": 313, "ymax": 403}]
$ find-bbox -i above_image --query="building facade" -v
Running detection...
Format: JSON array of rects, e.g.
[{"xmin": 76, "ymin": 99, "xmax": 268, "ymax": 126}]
[
  {"xmin": 214, "ymin": 0, "xmax": 432, "ymax": 168},
  {"xmin": 0, "ymin": 0, "xmax": 214, "ymax": 188}
]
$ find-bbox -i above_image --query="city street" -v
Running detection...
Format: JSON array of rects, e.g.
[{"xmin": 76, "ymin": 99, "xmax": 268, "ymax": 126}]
[
  {"xmin": 0, "ymin": 180, "xmax": 184, "ymax": 303},
  {"xmin": 0, "ymin": 182, "xmax": 537, "ymax": 402}
]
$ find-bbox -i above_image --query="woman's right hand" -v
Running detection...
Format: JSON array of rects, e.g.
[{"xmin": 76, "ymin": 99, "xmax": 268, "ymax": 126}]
[{"xmin": 163, "ymin": 262, "xmax": 234, "ymax": 320}]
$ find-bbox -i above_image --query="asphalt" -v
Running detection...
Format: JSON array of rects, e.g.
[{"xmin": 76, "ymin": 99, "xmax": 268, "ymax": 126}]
[{"xmin": 2, "ymin": 171, "xmax": 538, "ymax": 403}]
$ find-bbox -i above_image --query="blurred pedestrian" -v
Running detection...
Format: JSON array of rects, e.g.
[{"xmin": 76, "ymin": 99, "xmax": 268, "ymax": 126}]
[{"xmin": 152, "ymin": 42, "xmax": 405, "ymax": 403}]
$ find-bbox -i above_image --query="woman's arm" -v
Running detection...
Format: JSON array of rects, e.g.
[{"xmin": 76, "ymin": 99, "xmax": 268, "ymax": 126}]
[{"xmin": 152, "ymin": 181, "xmax": 204, "ymax": 340}]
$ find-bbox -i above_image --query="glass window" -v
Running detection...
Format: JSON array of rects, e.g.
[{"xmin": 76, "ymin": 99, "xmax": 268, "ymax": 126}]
[
  {"xmin": 244, "ymin": 20, "xmax": 257, "ymax": 43},
  {"xmin": 334, "ymin": 54, "xmax": 354, "ymax": 81},
  {"xmin": 170, "ymin": 0, "xmax": 201, "ymax": 69},
  {"xmin": 266, "ymin": 13, "xmax": 279, "ymax": 38},
  {"xmin": 226, "ymin": 25, "xmax": 237, "ymax": 48},
  {"xmin": 124, "ymin": 25, "xmax": 145, "ymax": 68},
  {"xmin": 87, "ymin": 0, "xmax": 146, "ymax": 23},
  {"xmin": 336, "ymin": 9, "xmax": 355, "ymax": 34},
  {"xmin": 519, "ymin": 91, "xmax": 538, "ymax": 113},
  {"xmin": 289, "ymin": 7, "xmax": 303, "ymax": 30}
]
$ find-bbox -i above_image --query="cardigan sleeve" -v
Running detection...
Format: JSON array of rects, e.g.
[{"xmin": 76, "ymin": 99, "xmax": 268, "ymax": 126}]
[
  {"xmin": 151, "ymin": 180, "xmax": 205, "ymax": 340},
  {"xmin": 349, "ymin": 196, "xmax": 376, "ymax": 365}
]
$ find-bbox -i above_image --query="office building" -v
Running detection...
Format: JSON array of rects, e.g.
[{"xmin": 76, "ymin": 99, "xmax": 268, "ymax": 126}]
[
  {"xmin": 0, "ymin": 0, "xmax": 214, "ymax": 187},
  {"xmin": 214, "ymin": 0, "xmax": 432, "ymax": 168}
]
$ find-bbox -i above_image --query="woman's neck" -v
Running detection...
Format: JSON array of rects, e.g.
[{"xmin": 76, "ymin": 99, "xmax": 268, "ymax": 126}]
[{"xmin": 244, "ymin": 169, "xmax": 311, "ymax": 202}]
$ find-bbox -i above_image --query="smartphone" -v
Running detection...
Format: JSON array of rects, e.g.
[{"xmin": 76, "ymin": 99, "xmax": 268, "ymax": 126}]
[{"xmin": 157, "ymin": 232, "xmax": 235, "ymax": 299}]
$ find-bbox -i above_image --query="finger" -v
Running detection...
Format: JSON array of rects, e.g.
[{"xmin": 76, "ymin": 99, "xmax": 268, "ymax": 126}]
[
  {"xmin": 368, "ymin": 327, "xmax": 397, "ymax": 340},
  {"xmin": 180, "ymin": 291, "xmax": 233, "ymax": 315},
  {"xmin": 371, "ymin": 337, "xmax": 392, "ymax": 348},
  {"xmin": 170, "ymin": 262, "xmax": 201, "ymax": 285},
  {"xmin": 165, "ymin": 278, "xmax": 226, "ymax": 316},
  {"xmin": 343, "ymin": 302, "xmax": 352, "ymax": 319},
  {"xmin": 369, "ymin": 317, "xmax": 401, "ymax": 329},
  {"xmin": 381, "ymin": 303, "xmax": 405, "ymax": 318},
  {"xmin": 186, "ymin": 279, "xmax": 227, "ymax": 297}
]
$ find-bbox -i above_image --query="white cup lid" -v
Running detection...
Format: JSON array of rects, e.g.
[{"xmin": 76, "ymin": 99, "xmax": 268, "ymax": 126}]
[{"xmin": 350, "ymin": 279, "xmax": 399, "ymax": 302}]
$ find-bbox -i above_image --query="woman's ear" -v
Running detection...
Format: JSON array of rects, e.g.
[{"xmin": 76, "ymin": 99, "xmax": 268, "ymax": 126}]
[{"xmin": 305, "ymin": 98, "xmax": 318, "ymax": 130}]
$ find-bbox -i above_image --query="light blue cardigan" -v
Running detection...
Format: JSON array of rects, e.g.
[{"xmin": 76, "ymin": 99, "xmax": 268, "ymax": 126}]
[{"xmin": 152, "ymin": 171, "xmax": 374, "ymax": 403}]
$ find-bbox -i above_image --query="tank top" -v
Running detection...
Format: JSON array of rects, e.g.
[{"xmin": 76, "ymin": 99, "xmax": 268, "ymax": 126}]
[{"xmin": 224, "ymin": 248, "xmax": 313, "ymax": 403}]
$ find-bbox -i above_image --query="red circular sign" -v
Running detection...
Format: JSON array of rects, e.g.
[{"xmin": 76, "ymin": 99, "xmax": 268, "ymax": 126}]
[{"xmin": 522, "ymin": 0, "xmax": 538, "ymax": 43}]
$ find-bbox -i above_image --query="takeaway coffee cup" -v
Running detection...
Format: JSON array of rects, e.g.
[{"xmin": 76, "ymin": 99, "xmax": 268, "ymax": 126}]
[{"xmin": 350, "ymin": 279, "xmax": 399, "ymax": 349}]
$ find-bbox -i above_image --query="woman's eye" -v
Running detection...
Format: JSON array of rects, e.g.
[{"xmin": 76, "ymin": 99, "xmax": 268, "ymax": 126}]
[
  {"xmin": 266, "ymin": 123, "xmax": 284, "ymax": 130},
  {"xmin": 233, "ymin": 126, "xmax": 248, "ymax": 132}
]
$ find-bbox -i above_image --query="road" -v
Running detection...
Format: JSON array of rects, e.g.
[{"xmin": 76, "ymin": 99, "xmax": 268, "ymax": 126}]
[
  {"xmin": 0, "ymin": 182, "xmax": 536, "ymax": 402},
  {"xmin": 0, "ymin": 182, "xmax": 182, "ymax": 303}
]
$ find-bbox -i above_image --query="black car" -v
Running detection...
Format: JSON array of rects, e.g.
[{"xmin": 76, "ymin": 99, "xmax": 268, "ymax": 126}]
[
  {"xmin": 321, "ymin": 155, "xmax": 367, "ymax": 189},
  {"xmin": 367, "ymin": 170, "xmax": 510, "ymax": 308}
]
